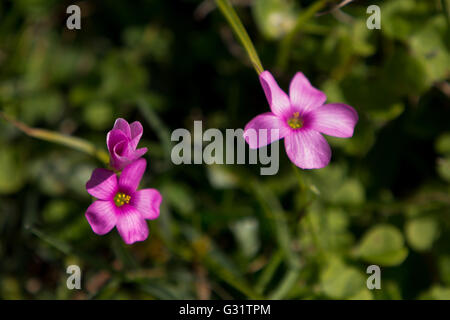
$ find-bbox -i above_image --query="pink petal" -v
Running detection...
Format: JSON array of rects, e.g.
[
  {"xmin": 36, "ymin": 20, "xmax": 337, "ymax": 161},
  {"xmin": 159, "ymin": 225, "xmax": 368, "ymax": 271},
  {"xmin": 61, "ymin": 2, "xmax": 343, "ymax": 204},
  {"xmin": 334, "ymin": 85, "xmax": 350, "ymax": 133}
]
[
  {"xmin": 130, "ymin": 188, "xmax": 162, "ymax": 220},
  {"xmin": 118, "ymin": 158, "xmax": 146, "ymax": 194},
  {"xmin": 113, "ymin": 118, "xmax": 131, "ymax": 139},
  {"xmin": 107, "ymin": 129, "xmax": 128, "ymax": 155},
  {"xmin": 259, "ymin": 71, "xmax": 291, "ymax": 117},
  {"xmin": 86, "ymin": 168, "xmax": 118, "ymax": 200},
  {"xmin": 129, "ymin": 121, "xmax": 144, "ymax": 149},
  {"xmin": 284, "ymin": 129, "xmax": 331, "ymax": 169},
  {"xmin": 243, "ymin": 112, "xmax": 290, "ymax": 149},
  {"xmin": 110, "ymin": 140, "xmax": 134, "ymax": 171},
  {"xmin": 85, "ymin": 200, "xmax": 117, "ymax": 235},
  {"xmin": 308, "ymin": 103, "xmax": 358, "ymax": 138},
  {"xmin": 116, "ymin": 204, "xmax": 149, "ymax": 244},
  {"xmin": 289, "ymin": 72, "xmax": 327, "ymax": 113},
  {"xmin": 134, "ymin": 147, "xmax": 148, "ymax": 159}
]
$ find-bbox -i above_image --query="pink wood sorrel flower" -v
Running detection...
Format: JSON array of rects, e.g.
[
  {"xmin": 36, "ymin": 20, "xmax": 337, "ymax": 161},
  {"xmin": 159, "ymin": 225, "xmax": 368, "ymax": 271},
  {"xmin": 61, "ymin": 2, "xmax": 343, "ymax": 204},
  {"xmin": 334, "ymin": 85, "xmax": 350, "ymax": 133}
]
[
  {"xmin": 244, "ymin": 71, "xmax": 358, "ymax": 169},
  {"xmin": 85, "ymin": 159, "xmax": 162, "ymax": 244},
  {"xmin": 107, "ymin": 118, "xmax": 148, "ymax": 171}
]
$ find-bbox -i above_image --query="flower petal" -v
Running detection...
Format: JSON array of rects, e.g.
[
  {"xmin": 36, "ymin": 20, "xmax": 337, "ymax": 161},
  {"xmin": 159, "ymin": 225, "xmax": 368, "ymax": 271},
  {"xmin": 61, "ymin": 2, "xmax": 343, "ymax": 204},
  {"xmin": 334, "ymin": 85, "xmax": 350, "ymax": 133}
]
[
  {"xmin": 134, "ymin": 147, "xmax": 148, "ymax": 159},
  {"xmin": 113, "ymin": 118, "xmax": 131, "ymax": 139},
  {"xmin": 86, "ymin": 168, "xmax": 118, "ymax": 200},
  {"xmin": 289, "ymin": 72, "xmax": 327, "ymax": 113},
  {"xmin": 243, "ymin": 112, "xmax": 290, "ymax": 149},
  {"xmin": 118, "ymin": 158, "xmax": 146, "ymax": 194},
  {"xmin": 116, "ymin": 204, "xmax": 149, "ymax": 244},
  {"xmin": 308, "ymin": 103, "xmax": 358, "ymax": 138},
  {"xmin": 107, "ymin": 129, "xmax": 128, "ymax": 155},
  {"xmin": 284, "ymin": 129, "xmax": 331, "ymax": 169},
  {"xmin": 130, "ymin": 188, "xmax": 162, "ymax": 220},
  {"xmin": 110, "ymin": 140, "xmax": 134, "ymax": 171},
  {"xmin": 85, "ymin": 200, "xmax": 117, "ymax": 235},
  {"xmin": 129, "ymin": 121, "xmax": 144, "ymax": 149},
  {"xmin": 259, "ymin": 71, "xmax": 291, "ymax": 117}
]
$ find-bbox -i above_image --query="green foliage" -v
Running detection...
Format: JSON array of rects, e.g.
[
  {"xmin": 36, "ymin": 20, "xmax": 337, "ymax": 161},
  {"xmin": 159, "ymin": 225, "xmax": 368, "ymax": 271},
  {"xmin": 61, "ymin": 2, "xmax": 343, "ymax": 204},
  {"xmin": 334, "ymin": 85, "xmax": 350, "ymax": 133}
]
[
  {"xmin": 406, "ymin": 217, "xmax": 440, "ymax": 252},
  {"xmin": 252, "ymin": 0, "xmax": 298, "ymax": 39},
  {"xmin": 320, "ymin": 257, "xmax": 370, "ymax": 299},
  {"xmin": 0, "ymin": 144, "xmax": 26, "ymax": 194},
  {"xmin": 356, "ymin": 225, "xmax": 409, "ymax": 266},
  {"xmin": 0, "ymin": 0, "xmax": 448, "ymax": 300}
]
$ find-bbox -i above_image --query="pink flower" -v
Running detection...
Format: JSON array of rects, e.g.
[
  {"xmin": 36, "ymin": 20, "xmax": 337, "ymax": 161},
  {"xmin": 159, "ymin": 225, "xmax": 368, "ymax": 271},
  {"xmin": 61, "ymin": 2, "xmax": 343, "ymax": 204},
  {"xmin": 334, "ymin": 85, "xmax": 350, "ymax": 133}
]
[
  {"xmin": 85, "ymin": 159, "xmax": 162, "ymax": 245},
  {"xmin": 244, "ymin": 71, "xmax": 358, "ymax": 169},
  {"xmin": 107, "ymin": 118, "xmax": 148, "ymax": 171}
]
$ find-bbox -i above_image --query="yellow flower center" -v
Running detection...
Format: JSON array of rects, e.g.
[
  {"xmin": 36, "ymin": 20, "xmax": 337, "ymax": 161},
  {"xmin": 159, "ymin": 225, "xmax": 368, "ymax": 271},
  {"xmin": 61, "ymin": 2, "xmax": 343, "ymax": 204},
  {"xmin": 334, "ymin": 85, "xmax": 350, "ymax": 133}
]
[
  {"xmin": 287, "ymin": 112, "xmax": 303, "ymax": 129},
  {"xmin": 114, "ymin": 192, "xmax": 131, "ymax": 207}
]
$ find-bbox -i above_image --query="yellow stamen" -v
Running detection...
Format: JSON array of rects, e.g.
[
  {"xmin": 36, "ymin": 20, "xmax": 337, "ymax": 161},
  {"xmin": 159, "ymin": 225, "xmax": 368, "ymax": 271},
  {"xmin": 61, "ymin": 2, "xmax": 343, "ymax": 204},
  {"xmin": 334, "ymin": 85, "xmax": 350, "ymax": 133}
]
[
  {"xmin": 287, "ymin": 112, "xmax": 303, "ymax": 129},
  {"xmin": 114, "ymin": 192, "xmax": 131, "ymax": 207}
]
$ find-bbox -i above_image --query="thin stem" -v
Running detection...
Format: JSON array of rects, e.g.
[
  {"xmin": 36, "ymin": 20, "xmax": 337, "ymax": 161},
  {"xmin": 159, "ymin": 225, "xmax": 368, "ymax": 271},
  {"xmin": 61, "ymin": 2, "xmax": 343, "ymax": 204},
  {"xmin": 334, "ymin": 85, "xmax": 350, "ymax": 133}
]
[
  {"xmin": 316, "ymin": 0, "xmax": 354, "ymax": 16},
  {"xmin": 268, "ymin": 268, "xmax": 299, "ymax": 299},
  {"xmin": 292, "ymin": 165, "xmax": 326, "ymax": 261},
  {"xmin": 0, "ymin": 112, "xmax": 109, "ymax": 165},
  {"xmin": 249, "ymin": 179, "xmax": 301, "ymax": 270},
  {"xmin": 215, "ymin": 0, "xmax": 264, "ymax": 74},
  {"xmin": 255, "ymin": 249, "xmax": 283, "ymax": 294},
  {"xmin": 276, "ymin": 0, "xmax": 329, "ymax": 71},
  {"xmin": 305, "ymin": 210, "xmax": 326, "ymax": 261}
]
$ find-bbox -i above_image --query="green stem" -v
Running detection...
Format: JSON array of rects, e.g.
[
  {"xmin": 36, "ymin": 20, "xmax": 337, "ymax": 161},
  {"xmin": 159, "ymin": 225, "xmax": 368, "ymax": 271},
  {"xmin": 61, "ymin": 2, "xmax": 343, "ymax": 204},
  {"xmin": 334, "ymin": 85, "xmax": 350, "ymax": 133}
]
[
  {"xmin": 292, "ymin": 165, "xmax": 326, "ymax": 261},
  {"xmin": 0, "ymin": 112, "xmax": 109, "ymax": 164},
  {"xmin": 249, "ymin": 179, "xmax": 300, "ymax": 270},
  {"xmin": 305, "ymin": 210, "xmax": 326, "ymax": 261},
  {"xmin": 203, "ymin": 255, "xmax": 264, "ymax": 299},
  {"xmin": 255, "ymin": 249, "xmax": 283, "ymax": 294},
  {"xmin": 215, "ymin": 0, "xmax": 264, "ymax": 74},
  {"xmin": 268, "ymin": 268, "xmax": 299, "ymax": 299},
  {"xmin": 276, "ymin": 0, "xmax": 329, "ymax": 71}
]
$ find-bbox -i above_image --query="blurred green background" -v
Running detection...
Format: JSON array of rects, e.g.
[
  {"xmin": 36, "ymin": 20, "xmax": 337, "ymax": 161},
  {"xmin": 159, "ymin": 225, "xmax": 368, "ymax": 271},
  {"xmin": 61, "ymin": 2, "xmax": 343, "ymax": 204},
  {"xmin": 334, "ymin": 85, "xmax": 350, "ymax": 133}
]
[{"xmin": 0, "ymin": 0, "xmax": 449, "ymax": 300}]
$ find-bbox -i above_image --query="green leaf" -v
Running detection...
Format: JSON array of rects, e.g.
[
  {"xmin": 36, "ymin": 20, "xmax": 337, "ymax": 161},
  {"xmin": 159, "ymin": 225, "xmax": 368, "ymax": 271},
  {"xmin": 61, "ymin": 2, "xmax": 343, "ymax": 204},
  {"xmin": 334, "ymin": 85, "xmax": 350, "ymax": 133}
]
[
  {"xmin": 382, "ymin": 0, "xmax": 431, "ymax": 41},
  {"xmin": 330, "ymin": 178, "xmax": 365, "ymax": 205},
  {"xmin": 349, "ymin": 288, "xmax": 373, "ymax": 300},
  {"xmin": 419, "ymin": 286, "xmax": 450, "ymax": 300},
  {"xmin": 438, "ymin": 255, "xmax": 450, "ymax": 286},
  {"xmin": 320, "ymin": 258, "xmax": 367, "ymax": 299},
  {"xmin": 356, "ymin": 224, "xmax": 408, "ymax": 266},
  {"xmin": 410, "ymin": 16, "xmax": 450, "ymax": 83},
  {"xmin": 435, "ymin": 133, "xmax": 450, "ymax": 155},
  {"xmin": 437, "ymin": 156, "xmax": 450, "ymax": 183},
  {"xmin": 307, "ymin": 164, "xmax": 365, "ymax": 205},
  {"xmin": 405, "ymin": 217, "xmax": 439, "ymax": 251},
  {"xmin": 252, "ymin": 0, "xmax": 298, "ymax": 39},
  {"xmin": 382, "ymin": 48, "xmax": 430, "ymax": 96},
  {"xmin": 0, "ymin": 144, "xmax": 26, "ymax": 194},
  {"xmin": 83, "ymin": 101, "xmax": 113, "ymax": 130}
]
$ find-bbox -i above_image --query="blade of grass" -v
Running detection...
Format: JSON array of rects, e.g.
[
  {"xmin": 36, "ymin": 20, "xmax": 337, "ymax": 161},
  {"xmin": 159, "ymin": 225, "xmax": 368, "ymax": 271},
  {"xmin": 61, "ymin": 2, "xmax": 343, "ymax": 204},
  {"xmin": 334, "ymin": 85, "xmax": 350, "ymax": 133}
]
[
  {"xmin": 215, "ymin": 0, "xmax": 264, "ymax": 74},
  {"xmin": 27, "ymin": 225, "xmax": 122, "ymax": 274},
  {"xmin": 268, "ymin": 268, "xmax": 300, "ymax": 299},
  {"xmin": 249, "ymin": 178, "xmax": 301, "ymax": 270},
  {"xmin": 0, "ymin": 111, "xmax": 109, "ymax": 165},
  {"xmin": 255, "ymin": 249, "xmax": 283, "ymax": 294}
]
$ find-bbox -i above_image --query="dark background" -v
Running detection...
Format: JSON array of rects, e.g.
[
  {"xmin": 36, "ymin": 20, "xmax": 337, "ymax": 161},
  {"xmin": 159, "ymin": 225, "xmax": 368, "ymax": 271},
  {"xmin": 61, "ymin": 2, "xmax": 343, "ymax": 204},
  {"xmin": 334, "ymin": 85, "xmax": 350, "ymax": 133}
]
[{"xmin": 0, "ymin": 0, "xmax": 449, "ymax": 299}]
